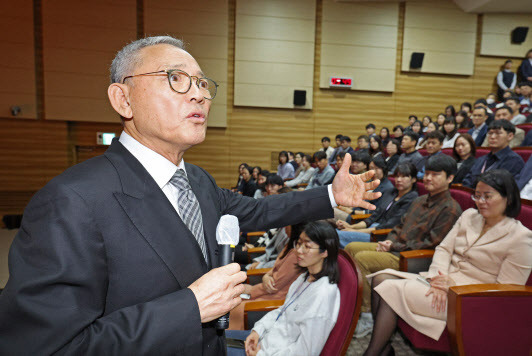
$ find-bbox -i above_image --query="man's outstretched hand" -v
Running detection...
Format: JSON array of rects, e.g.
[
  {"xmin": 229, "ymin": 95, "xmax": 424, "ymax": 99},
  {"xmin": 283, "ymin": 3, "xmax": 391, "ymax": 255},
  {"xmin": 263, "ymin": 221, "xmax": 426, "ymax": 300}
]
[{"xmin": 331, "ymin": 153, "xmax": 382, "ymax": 210}]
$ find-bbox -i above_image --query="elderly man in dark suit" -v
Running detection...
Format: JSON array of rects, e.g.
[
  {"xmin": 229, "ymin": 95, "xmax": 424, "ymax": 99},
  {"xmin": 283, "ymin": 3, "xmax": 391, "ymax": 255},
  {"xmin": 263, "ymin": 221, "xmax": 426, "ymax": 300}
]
[{"xmin": 0, "ymin": 36, "xmax": 380, "ymax": 355}]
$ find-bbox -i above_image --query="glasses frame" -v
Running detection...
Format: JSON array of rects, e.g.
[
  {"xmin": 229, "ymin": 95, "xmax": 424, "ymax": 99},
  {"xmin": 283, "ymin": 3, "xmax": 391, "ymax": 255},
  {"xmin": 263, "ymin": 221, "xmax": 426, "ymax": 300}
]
[
  {"xmin": 122, "ymin": 69, "xmax": 219, "ymax": 100},
  {"xmin": 293, "ymin": 240, "xmax": 321, "ymax": 254},
  {"xmin": 471, "ymin": 194, "xmax": 495, "ymax": 203}
]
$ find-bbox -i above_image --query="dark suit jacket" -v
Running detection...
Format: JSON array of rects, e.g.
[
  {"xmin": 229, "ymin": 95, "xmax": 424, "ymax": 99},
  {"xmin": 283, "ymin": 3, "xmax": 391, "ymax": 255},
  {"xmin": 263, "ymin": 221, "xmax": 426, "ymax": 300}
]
[
  {"xmin": 364, "ymin": 189, "xmax": 419, "ymax": 229},
  {"xmin": 517, "ymin": 158, "xmax": 532, "ymax": 191},
  {"xmin": 0, "ymin": 140, "xmax": 333, "ymax": 355},
  {"xmin": 468, "ymin": 124, "xmax": 488, "ymax": 147},
  {"xmin": 520, "ymin": 59, "xmax": 532, "ymax": 80},
  {"xmin": 452, "ymin": 156, "xmax": 476, "ymax": 184}
]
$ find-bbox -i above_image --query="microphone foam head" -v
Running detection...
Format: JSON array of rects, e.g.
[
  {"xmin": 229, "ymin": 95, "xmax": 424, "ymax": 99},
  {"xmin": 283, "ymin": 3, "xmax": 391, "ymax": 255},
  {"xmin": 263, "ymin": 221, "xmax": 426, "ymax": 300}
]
[{"xmin": 216, "ymin": 215, "xmax": 240, "ymax": 245}]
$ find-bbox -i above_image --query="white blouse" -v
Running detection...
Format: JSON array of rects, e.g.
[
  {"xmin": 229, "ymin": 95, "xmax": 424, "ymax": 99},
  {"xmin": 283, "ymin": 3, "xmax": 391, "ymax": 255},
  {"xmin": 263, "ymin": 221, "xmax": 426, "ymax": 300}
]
[
  {"xmin": 442, "ymin": 133, "xmax": 460, "ymax": 149},
  {"xmin": 253, "ymin": 274, "xmax": 341, "ymax": 356}
]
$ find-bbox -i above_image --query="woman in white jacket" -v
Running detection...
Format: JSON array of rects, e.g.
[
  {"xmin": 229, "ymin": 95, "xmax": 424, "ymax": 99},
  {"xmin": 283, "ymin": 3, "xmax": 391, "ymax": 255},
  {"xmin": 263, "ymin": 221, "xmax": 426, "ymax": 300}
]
[{"xmin": 226, "ymin": 221, "xmax": 341, "ymax": 356}]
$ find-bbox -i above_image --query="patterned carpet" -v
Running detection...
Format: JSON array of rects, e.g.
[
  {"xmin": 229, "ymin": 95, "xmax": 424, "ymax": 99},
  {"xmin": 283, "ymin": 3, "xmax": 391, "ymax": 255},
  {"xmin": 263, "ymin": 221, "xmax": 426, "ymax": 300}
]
[{"xmin": 346, "ymin": 331, "xmax": 450, "ymax": 356}]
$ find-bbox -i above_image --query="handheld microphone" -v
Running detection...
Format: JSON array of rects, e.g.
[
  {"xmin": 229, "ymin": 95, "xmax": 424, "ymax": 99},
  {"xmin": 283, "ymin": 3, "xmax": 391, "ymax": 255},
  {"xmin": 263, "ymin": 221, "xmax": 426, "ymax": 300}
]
[{"xmin": 214, "ymin": 215, "xmax": 240, "ymax": 330}]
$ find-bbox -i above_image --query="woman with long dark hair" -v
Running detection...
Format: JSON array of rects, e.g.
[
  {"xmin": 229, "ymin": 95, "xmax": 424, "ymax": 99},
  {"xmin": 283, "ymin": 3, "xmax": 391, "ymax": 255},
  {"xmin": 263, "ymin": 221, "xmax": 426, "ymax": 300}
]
[
  {"xmin": 227, "ymin": 221, "xmax": 341, "ymax": 356},
  {"xmin": 452, "ymin": 134, "xmax": 476, "ymax": 184},
  {"xmin": 379, "ymin": 127, "xmax": 390, "ymax": 147},
  {"xmin": 363, "ymin": 170, "xmax": 531, "ymax": 356},
  {"xmin": 441, "ymin": 116, "xmax": 460, "ymax": 149},
  {"xmin": 277, "ymin": 151, "xmax": 295, "ymax": 180},
  {"xmin": 385, "ymin": 139, "xmax": 402, "ymax": 175},
  {"xmin": 369, "ymin": 136, "xmax": 384, "ymax": 158}
]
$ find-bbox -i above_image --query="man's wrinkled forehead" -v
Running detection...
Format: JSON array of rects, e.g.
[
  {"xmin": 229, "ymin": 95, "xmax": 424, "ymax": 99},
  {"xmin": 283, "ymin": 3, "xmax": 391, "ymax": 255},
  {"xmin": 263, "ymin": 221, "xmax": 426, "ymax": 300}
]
[{"xmin": 138, "ymin": 45, "xmax": 204, "ymax": 76}]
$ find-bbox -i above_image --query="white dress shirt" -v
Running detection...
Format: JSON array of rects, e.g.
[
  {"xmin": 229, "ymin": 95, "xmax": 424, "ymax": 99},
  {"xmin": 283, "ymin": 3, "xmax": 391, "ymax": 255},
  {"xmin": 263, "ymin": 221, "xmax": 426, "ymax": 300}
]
[{"xmin": 119, "ymin": 131, "xmax": 338, "ymax": 212}]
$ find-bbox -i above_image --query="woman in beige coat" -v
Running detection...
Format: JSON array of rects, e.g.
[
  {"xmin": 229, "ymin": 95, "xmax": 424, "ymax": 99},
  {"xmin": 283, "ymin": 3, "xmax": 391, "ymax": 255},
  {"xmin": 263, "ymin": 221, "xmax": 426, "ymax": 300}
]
[{"xmin": 364, "ymin": 170, "xmax": 532, "ymax": 356}]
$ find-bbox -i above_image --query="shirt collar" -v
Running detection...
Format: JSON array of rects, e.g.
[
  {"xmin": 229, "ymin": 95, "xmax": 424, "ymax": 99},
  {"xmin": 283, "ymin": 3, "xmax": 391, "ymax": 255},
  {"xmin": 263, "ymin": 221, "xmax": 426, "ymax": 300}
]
[
  {"xmin": 474, "ymin": 123, "xmax": 486, "ymax": 132},
  {"xmin": 119, "ymin": 131, "xmax": 185, "ymax": 189},
  {"xmin": 425, "ymin": 189, "xmax": 451, "ymax": 208},
  {"xmin": 489, "ymin": 145, "xmax": 512, "ymax": 160}
]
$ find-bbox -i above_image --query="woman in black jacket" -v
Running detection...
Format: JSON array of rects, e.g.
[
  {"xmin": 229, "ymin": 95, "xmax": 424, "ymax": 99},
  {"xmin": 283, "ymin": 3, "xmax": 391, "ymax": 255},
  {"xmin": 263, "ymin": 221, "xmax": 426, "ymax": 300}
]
[{"xmin": 452, "ymin": 134, "xmax": 477, "ymax": 184}]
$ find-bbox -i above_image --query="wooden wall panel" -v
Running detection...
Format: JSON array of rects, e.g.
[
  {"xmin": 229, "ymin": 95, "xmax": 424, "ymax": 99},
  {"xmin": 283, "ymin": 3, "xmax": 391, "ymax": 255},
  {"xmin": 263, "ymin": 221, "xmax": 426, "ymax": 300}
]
[
  {"xmin": 320, "ymin": 0, "xmax": 398, "ymax": 92},
  {"xmin": 481, "ymin": 14, "xmax": 532, "ymax": 57},
  {"xmin": 43, "ymin": 0, "xmax": 136, "ymax": 122},
  {"xmin": 234, "ymin": 0, "xmax": 315, "ymax": 109},
  {"xmin": 0, "ymin": 0, "xmax": 36, "ymax": 119},
  {"xmin": 144, "ymin": 0, "xmax": 228, "ymax": 128},
  {"xmin": 402, "ymin": 0, "xmax": 476, "ymax": 75}
]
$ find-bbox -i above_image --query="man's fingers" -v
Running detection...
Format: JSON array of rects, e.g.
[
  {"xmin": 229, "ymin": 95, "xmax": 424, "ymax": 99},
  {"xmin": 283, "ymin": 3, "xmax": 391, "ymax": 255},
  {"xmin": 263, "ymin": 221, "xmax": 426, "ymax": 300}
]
[
  {"xmin": 365, "ymin": 179, "xmax": 381, "ymax": 191},
  {"xmin": 222, "ymin": 263, "xmax": 242, "ymax": 274},
  {"xmin": 363, "ymin": 191, "xmax": 382, "ymax": 202},
  {"xmin": 231, "ymin": 271, "xmax": 247, "ymax": 286},
  {"xmin": 358, "ymin": 170, "xmax": 376, "ymax": 182},
  {"xmin": 341, "ymin": 152, "xmax": 352, "ymax": 174},
  {"xmin": 356, "ymin": 200, "xmax": 377, "ymax": 211}
]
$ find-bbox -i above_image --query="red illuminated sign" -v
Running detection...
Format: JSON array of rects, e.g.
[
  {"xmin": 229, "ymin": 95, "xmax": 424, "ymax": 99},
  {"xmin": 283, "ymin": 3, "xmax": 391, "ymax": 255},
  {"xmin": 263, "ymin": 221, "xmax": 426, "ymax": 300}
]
[{"xmin": 329, "ymin": 77, "xmax": 352, "ymax": 88}]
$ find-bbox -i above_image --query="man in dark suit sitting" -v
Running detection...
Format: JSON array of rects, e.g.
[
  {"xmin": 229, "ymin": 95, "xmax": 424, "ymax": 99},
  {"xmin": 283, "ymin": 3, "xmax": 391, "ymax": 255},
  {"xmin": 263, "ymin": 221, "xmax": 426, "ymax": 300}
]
[
  {"xmin": 468, "ymin": 107, "xmax": 489, "ymax": 146},
  {"xmin": 0, "ymin": 36, "xmax": 381, "ymax": 355},
  {"xmin": 463, "ymin": 120, "xmax": 525, "ymax": 187}
]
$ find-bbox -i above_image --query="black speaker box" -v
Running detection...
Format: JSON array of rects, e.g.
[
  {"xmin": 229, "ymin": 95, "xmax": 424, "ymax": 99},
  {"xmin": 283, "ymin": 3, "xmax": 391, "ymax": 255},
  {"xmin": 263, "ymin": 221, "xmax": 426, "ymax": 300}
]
[
  {"xmin": 512, "ymin": 27, "xmax": 529, "ymax": 44},
  {"xmin": 293, "ymin": 90, "xmax": 306, "ymax": 106},
  {"xmin": 410, "ymin": 52, "xmax": 425, "ymax": 69}
]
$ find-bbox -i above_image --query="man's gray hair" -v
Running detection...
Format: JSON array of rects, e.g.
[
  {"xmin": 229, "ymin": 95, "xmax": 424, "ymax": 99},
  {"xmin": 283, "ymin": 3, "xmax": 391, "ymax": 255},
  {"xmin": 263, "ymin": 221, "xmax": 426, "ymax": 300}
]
[{"xmin": 110, "ymin": 36, "xmax": 185, "ymax": 84}]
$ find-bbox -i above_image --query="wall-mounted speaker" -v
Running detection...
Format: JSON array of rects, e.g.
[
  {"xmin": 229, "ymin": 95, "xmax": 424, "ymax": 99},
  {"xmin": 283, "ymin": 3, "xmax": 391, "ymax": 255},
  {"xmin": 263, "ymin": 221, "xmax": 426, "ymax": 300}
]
[
  {"xmin": 410, "ymin": 52, "xmax": 425, "ymax": 69},
  {"xmin": 293, "ymin": 90, "xmax": 306, "ymax": 106},
  {"xmin": 512, "ymin": 27, "xmax": 529, "ymax": 44}
]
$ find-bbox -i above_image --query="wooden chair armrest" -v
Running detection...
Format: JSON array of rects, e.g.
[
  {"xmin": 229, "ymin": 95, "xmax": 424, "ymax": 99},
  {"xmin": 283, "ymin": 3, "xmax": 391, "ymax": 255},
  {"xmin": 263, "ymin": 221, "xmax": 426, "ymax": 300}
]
[
  {"xmin": 297, "ymin": 183, "xmax": 308, "ymax": 188},
  {"xmin": 244, "ymin": 299, "xmax": 284, "ymax": 313},
  {"xmin": 350, "ymin": 213, "xmax": 371, "ymax": 222},
  {"xmin": 248, "ymin": 247, "xmax": 266, "ymax": 254},
  {"xmin": 399, "ymin": 250, "xmax": 434, "ymax": 272},
  {"xmin": 370, "ymin": 229, "xmax": 392, "ymax": 242},
  {"xmin": 247, "ymin": 268, "xmax": 271, "ymax": 277},
  {"xmin": 449, "ymin": 283, "xmax": 532, "ymax": 297},
  {"xmin": 246, "ymin": 231, "xmax": 266, "ymax": 237}
]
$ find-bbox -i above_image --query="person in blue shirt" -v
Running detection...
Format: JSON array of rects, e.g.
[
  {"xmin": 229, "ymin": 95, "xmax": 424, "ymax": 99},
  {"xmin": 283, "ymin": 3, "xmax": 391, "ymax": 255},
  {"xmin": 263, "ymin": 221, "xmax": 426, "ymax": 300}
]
[
  {"xmin": 467, "ymin": 107, "xmax": 489, "ymax": 146},
  {"xmin": 462, "ymin": 120, "xmax": 525, "ymax": 187}
]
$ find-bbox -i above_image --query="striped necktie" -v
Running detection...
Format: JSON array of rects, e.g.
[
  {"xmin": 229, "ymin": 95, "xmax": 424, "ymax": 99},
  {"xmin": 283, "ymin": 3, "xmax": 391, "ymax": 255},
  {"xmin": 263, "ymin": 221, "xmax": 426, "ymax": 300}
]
[{"xmin": 169, "ymin": 169, "xmax": 208, "ymax": 262}]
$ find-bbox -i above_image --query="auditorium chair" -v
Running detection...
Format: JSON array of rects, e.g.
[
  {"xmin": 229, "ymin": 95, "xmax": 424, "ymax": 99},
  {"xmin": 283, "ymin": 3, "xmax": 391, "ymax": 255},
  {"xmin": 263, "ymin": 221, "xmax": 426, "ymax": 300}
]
[
  {"xmin": 512, "ymin": 146, "xmax": 532, "ymax": 162},
  {"xmin": 416, "ymin": 182, "xmax": 427, "ymax": 196},
  {"xmin": 418, "ymin": 149, "xmax": 429, "ymax": 157},
  {"xmin": 457, "ymin": 128, "xmax": 469, "ymax": 134},
  {"xmin": 441, "ymin": 148, "xmax": 453, "ymax": 157},
  {"xmin": 475, "ymin": 148, "xmax": 490, "ymax": 158},
  {"xmin": 243, "ymin": 250, "xmax": 363, "ymax": 356},
  {"xmin": 449, "ymin": 185, "xmax": 475, "ymax": 211},
  {"xmin": 517, "ymin": 123, "xmax": 532, "ymax": 135},
  {"xmin": 387, "ymin": 176, "xmax": 395, "ymax": 186}
]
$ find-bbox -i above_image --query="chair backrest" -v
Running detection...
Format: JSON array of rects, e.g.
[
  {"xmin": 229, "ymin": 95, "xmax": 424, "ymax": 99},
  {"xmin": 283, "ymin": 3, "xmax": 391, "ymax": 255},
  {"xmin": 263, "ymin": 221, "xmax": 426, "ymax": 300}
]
[
  {"xmin": 517, "ymin": 199, "xmax": 532, "ymax": 231},
  {"xmin": 388, "ymin": 176, "xmax": 396, "ymax": 187},
  {"xmin": 441, "ymin": 148, "xmax": 453, "ymax": 157},
  {"xmin": 418, "ymin": 149, "xmax": 429, "ymax": 157},
  {"xmin": 320, "ymin": 250, "xmax": 363, "ymax": 356},
  {"xmin": 457, "ymin": 128, "xmax": 469, "ymax": 134},
  {"xmin": 517, "ymin": 124, "xmax": 532, "ymax": 135},
  {"xmin": 416, "ymin": 182, "xmax": 428, "ymax": 196},
  {"xmin": 512, "ymin": 147, "xmax": 532, "ymax": 162},
  {"xmin": 475, "ymin": 148, "xmax": 490, "ymax": 158},
  {"xmin": 449, "ymin": 185, "xmax": 475, "ymax": 211}
]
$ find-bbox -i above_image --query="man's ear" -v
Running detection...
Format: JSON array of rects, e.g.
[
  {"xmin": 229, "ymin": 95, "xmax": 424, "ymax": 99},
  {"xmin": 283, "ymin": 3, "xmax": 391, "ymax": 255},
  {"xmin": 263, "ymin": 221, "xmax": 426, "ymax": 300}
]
[
  {"xmin": 507, "ymin": 132, "xmax": 515, "ymax": 141},
  {"xmin": 108, "ymin": 83, "xmax": 133, "ymax": 119},
  {"xmin": 447, "ymin": 174, "xmax": 454, "ymax": 185}
]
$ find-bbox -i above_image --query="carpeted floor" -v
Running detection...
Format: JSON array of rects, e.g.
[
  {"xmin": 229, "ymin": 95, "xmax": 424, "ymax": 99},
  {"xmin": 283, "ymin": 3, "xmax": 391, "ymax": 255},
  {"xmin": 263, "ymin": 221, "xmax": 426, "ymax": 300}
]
[{"xmin": 346, "ymin": 331, "xmax": 450, "ymax": 356}]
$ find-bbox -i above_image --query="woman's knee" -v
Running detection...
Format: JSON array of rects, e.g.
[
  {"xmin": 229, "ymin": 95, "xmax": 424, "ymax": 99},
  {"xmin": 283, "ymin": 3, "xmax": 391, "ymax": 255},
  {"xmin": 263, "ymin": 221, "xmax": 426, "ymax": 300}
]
[{"xmin": 372, "ymin": 273, "xmax": 400, "ymax": 289}]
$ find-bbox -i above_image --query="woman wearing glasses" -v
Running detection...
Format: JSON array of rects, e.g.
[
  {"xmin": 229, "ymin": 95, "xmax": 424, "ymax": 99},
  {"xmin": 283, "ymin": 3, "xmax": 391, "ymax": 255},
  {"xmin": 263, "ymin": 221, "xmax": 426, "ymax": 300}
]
[
  {"xmin": 362, "ymin": 169, "xmax": 532, "ymax": 356},
  {"xmin": 226, "ymin": 221, "xmax": 341, "ymax": 356}
]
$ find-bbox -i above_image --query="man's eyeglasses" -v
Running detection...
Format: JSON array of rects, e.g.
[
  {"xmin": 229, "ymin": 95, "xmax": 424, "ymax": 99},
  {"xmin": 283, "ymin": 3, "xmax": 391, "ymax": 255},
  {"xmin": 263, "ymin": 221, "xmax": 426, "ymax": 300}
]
[
  {"xmin": 293, "ymin": 240, "xmax": 321, "ymax": 254},
  {"xmin": 122, "ymin": 69, "xmax": 218, "ymax": 100}
]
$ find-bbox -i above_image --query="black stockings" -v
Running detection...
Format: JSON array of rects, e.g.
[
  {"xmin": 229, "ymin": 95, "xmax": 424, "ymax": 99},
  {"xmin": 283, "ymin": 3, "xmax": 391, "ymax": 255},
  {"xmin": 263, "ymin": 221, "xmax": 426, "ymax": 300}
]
[{"xmin": 364, "ymin": 274, "xmax": 401, "ymax": 356}]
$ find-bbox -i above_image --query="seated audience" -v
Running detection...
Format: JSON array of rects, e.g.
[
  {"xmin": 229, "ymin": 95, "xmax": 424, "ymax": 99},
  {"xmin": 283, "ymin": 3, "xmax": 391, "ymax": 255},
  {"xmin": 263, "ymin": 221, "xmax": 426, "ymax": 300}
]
[
  {"xmin": 364, "ymin": 170, "xmax": 531, "ymax": 355},
  {"xmin": 369, "ymin": 136, "xmax": 384, "ymax": 158},
  {"xmin": 505, "ymin": 97, "xmax": 527, "ymax": 125},
  {"xmin": 455, "ymin": 110, "xmax": 471, "ymax": 129},
  {"xmin": 237, "ymin": 166, "xmax": 257, "ymax": 197},
  {"xmin": 379, "ymin": 127, "xmax": 390, "ymax": 147},
  {"xmin": 441, "ymin": 117, "xmax": 460, "ymax": 149},
  {"xmin": 417, "ymin": 130, "xmax": 444, "ymax": 179},
  {"xmin": 253, "ymin": 170, "xmax": 270, "ymax": 199},
  {"xmin": 235, "ymin": 163, "xmax": 249, "ymax": 191},
  {"xmin": 251, "ymin": 166, "xmax": 261, "ymax": 183},
  {"xmin": 336, "ymin": 163, "xmax": 418, "ymax": 247},
  {"xmin": 366, "ymin": 123, "xmax": 377, "ymax": 138},
  {"xmin": 246, "ymin": 224, "xmax": 291, "ymax": 271},
  {"xmin": 481, "ymin": 106, "xmax": 524, "ymax": 147},
  {"xmin": 229, "ymin": 225, "xmax": 304, "ymax": 330},
  {"xmin": 410, "ymin": 120, "xmax": 423, "ymax": 137},
  {"xmin": 285, "ymin": 154, "xmax": 316, "ymax": 188},
  {"xmin": 518, "ymin": 81, "xmax": 531, "ymax": 113},
  {"xmin": 497, "ymin": 59, "xmax": 517, "ymax": 101},
  {"xmin": 467, "ymin": 107, "xmax": 489, "ymax": 146},
  {"xmin": 396, "ymin": 132, "xmax": 424, "ymax": 172},
  {"xmin": 523, "ymin": 129, "xmax": 532, "ymax": 146},
  {"xmin": 319, "ymin": 137, "xmax": 335, "ymax": 159},
  {"xmin": 460, "ymin": 102, "xmax": 472, "ymax": 117},
  {"xmin": 393, "ymin": 125, "xmax": 404, "ymax": 143},
  {"xmin": 416, "ymin": 122, "xmax": 439, "ymax": 150},
  {"xmin": 486, "ymin": 93, "xmax": 497, "ymax": 110},
  {"xmin": 436, "ymin": 113, "xmax": 446, "ymax": 127},
  {"xmin": 292, "ymin": 152, "xmax": 304, "ymax": 178},
  {"xmin": 341, "ymin": 136, "xmax": 355, "ymax": 155},
  {"xmin": 335, "ymin": 151, "xmax": 347, "ymax": 172},
  {"xmin": 305, "ymin": 151, "xmax": 335, "ymax": 190},
  {"xmin": 357, "ymin": 135, "xmax": 370, "ymax": 152},
  {"xmin": 369, "ymin": 155, "xmax": 395, "ymax": 210},
  {"xmin": 265, "ymin": 174, "xmax": 284, "ymax": 196},
  {"xmin": 386, "ymin": 139, "xmax": 402, "ymax": 175},
  {"xmin": 452, "ymin": 134, "xmax": 477, "ymax": 184},
  {"xmin": 345, "ymin": 154, "xmax": 462, "ymax": 337},
  {"xmin": 277, "ymin": 151, "xmax": 295, "ymax": 180},
  {"xmin": 350, "ymin": 150, "xmax": 371, "ymax": 175},
  {"xmin": 463, "ymin": 120, "xmax": 525, "ymax": 187},
  {"xmin": 421, "ymin": 116, "xmax": 431, "ymax": 133},
  {"xmin": 406, "ymin": 115, "xmax": 417, "ymax": 131},
  {"xmin": 517, "ymin": 158, "xmax": 532, "ymax": 200},
  {"xmin": 226, "ymin": 222, "xmax": 341, "ymax": 356},
  {"xmin": 288, "ymin": 151, "xmax": 298, "ymax": 171},
  {"xmin": 445, "ymin": 105, "xmax": 456, "ymax": 118},
  {"xmin": 328, "ymin": 134, "xmax": 345, "ymax": 164}
]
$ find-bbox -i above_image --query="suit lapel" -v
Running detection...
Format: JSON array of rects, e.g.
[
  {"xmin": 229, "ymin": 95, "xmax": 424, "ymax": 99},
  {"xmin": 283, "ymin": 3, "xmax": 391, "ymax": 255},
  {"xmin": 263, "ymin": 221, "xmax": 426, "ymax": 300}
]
[
  {"xmin": 105, "ymin": 141, "xmax": 208, "ymax": 287},
  {"xmin": 465, "ymin": 213, "xmax": 511, "ymax": 250}
]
